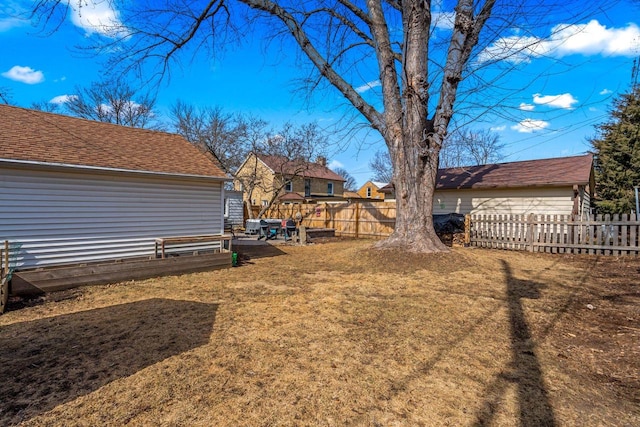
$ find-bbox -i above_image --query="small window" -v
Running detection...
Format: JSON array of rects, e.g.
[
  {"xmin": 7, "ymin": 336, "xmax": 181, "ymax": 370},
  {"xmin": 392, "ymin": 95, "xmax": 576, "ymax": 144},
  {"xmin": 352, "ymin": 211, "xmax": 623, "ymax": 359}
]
[
  {"xmin": 262, "ymin": 199, "xmax": 269, "ymax": 207},
  {"xmin": 327, "ymin": 182, "xmax": 334, "ymax": 195},
  {"xmin": 285, "ymin": 181, "xmax": 293, "ymax": 192},
  {"xmin": 224, "ymin": 198, "xmax": 229, "ymax": 217},
  {"xmin": 304, "ymin": 179, "xmax": 311, "ymax": 197},
  {"xmin": 366, "ymin": 187, "xmax": 372, "ymax": 197}
]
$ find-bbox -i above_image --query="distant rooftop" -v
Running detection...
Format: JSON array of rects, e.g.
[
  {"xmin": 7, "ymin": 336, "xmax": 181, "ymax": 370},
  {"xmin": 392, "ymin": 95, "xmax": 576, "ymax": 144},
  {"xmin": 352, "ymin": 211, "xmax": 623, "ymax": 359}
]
[
  {"xmin": 379, "ymin": 154, "xmax": 593, "ymax": 192},
  {"xmin": 257, "ymin": 153, "xmax": 345, "ymax": 182}
]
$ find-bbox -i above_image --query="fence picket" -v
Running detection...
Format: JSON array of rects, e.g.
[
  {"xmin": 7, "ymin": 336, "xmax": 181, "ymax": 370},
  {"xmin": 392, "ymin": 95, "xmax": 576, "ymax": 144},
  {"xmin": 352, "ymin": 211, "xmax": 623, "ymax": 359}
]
[
  {"xmin": 468, "ymin": 213, "xmax": 639, "ymax": 256},
  {"xmin": 259, "ymin": 203, "xmax": 640, "ymax": 256}
]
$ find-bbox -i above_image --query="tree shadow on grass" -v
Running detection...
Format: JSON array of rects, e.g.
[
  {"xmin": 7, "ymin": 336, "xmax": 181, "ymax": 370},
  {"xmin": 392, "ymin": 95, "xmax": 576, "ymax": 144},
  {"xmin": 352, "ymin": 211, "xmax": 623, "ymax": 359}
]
[
  {"xmin": 473, "ymin": 260, "xmax": 556, "ymax": 427},
  {"xmin": 0, "ymin": 298, "xmax": 217, "ymax": 425}
]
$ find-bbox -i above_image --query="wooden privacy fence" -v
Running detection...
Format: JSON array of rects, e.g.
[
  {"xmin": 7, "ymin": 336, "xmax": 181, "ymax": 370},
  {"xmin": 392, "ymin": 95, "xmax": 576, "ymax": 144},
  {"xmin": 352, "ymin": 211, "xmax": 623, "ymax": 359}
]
[
  {"xmin": 255, "ymin": 203, "xmax": 640, "ymax": 256},
  {"xmin": 256, "ymin": 202, "xmax": 396, "ymax": 238},
  {"xmin": 468, "ymin": 214, "xmax": 640, "ymax": 256}
]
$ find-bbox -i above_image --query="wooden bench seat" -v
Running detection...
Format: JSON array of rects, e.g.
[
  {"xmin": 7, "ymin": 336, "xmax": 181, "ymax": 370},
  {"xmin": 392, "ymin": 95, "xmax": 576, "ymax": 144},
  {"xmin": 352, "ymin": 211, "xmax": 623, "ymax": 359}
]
[{"xmin": 154, "ymin": 234, "xmax": 232, "ymax": 259}]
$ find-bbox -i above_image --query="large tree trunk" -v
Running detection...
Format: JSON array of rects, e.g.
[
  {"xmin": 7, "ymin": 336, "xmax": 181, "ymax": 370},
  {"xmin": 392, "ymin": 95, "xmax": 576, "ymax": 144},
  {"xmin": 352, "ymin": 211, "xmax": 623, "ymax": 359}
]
[
  {"xmin": 372, "ymin": 0, "xmax": 447, "ymax": 253},
  {"xmin": 375, "ymin": 133, "xmax": 449, "ymax": 253}
]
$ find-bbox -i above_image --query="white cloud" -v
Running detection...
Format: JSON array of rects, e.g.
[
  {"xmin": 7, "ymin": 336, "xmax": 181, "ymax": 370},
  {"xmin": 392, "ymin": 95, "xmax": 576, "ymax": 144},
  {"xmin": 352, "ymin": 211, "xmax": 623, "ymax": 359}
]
[
  {"xmin": 432, "ymin": 12, "xmax": 456, "ymax": 30},
  {"xmin": 70, "ymin": 0, "xmax": 125, "ymax": 37},
  {"xmin": 599, "ymin": 88, "xmax": 612, "ymax": 95},
  {"xmin": 49, "ymin": 94, "xmax": 78, "ymax": 104},
  {"xmin": 478, "ymin": 35, "xmax": 546, "ymax": 63},
  {"xmin": 479, "ymin": 20, "xmax": 640, "ymax": 63},
  {"xmin": 490, "ymin": 125, "xmax": 506, "ymax": 132},
  {"xmin": 511, "ymin": 119, "xmax": 550, "ymax": 133},
  {"xmin": 533, "ymin": 93, "xmax": 578, "ymax": 109},
  {"xmin": 355, "ymin": 80, "xmax": 381, "ymax": 94},
  {"xmin": 550, "ymin": 20, "xmax": 640, "ymax": 57},
  {"xmin": 519, "ymin": 103, "xmax": 535, "ymax": 111},
  {"xmin": 1, "ymin": 65, "xmax": 44, "ymax": 84},
  {"xmin": 328, "ymin": 159, "xmax": 344, "ymax": 170}
]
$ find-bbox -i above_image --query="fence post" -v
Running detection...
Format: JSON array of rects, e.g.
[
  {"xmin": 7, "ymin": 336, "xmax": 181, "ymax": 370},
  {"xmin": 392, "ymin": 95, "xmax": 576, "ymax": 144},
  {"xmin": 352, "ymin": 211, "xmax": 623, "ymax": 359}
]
[
  {"xmin": 464, "ymin": 214, "xmax": 471, "ymax": 247},
  {"xmin": 355, "ymin": 202, "xmax": 360, "ymax": 239},
  {"xmin": 526, "ymin": 213, "xmax": 535, "ymax": 252},
  {"xmin": 324, "ymin": 203, "xmax": 329, "ymax": 228}
]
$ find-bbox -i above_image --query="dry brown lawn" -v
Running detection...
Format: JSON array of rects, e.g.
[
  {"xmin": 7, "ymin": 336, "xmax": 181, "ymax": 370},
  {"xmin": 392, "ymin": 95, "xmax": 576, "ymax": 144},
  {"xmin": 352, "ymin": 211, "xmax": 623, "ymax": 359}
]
[{"xmin": 0, "ymin": 238, "xmax": 638, "ymax": 426}]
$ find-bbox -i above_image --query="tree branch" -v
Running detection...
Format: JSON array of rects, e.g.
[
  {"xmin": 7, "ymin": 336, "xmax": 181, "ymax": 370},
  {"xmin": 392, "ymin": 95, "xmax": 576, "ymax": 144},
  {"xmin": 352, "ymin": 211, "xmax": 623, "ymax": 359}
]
[
  {"xmin": 240, "ymin": 0, "xmax": 385, "ymax": 132},
  {"xmin": 366, "ymin": 0, "xmax": 402, "ymax": 141},
  {"xmin": 434, "ymin": 0, "xmax": 496, "ymax": 144}
]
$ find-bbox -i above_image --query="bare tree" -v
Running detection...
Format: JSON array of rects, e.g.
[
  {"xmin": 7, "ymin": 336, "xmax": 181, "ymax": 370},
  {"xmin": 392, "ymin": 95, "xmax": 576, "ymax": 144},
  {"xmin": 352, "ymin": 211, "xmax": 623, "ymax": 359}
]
[
  {"xmin": 333, "ymin": 167, "xmax": 357, "ymax": 191},
  {"xmin": 30, "ymin": 101, "xmax": 61, "ymax": 113},
  {"xmin": 368, "ymin": 149, "xmax": 393, "ymax": 183},
  {"xmin": 171, "ymin": 101, "xmax": 250, "ymax": 175},
  {"xmin": 31, "ymin": 0, "xmax": 601, "ymax": 252},
  {"xmin": 440, "ymin": 128, "xmax": 505, "ymax": 168},
  {"xmin": 235, "ymin": 122, "xmax": 329, "ymax": 218},
  {"xmin": 65, "ymin": 79, "xmax": 162, "ymax": 129},
  {"xmin": 0, "ymin": 88, "xmax": 11, "ymax": 105}
]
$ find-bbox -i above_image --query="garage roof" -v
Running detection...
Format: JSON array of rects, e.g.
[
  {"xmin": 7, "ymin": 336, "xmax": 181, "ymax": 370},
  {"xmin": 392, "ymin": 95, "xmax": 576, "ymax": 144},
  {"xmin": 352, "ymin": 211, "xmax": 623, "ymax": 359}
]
[{"xmin": 0, "ymin": 104, "xmax": 228, "ymax": 179}]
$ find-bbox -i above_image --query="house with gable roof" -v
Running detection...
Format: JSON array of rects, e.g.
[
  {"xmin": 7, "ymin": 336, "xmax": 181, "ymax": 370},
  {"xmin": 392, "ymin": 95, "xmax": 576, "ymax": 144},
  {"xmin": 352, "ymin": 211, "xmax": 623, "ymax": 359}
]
[
  {"xmin": 379, "ymin": 154, "xmax": 595, "ymax": 217},
  {"xmin": 0, "ymin": 104, "xmax": 231, "ymax": 274},
  {"xmin": 357, "ymin": 181, "xmax": 389, "ymax": 200},
  {"xmin": 234, "ymin": 152, "xmax": 346, "ymax": 207}
]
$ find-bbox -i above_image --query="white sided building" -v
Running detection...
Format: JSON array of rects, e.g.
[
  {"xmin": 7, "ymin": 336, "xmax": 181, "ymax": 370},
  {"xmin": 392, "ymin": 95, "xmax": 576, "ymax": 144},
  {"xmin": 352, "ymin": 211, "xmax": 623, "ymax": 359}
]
[{"xmin": 0, "ymin": 105, "xmax": 230, "ymax": 271}]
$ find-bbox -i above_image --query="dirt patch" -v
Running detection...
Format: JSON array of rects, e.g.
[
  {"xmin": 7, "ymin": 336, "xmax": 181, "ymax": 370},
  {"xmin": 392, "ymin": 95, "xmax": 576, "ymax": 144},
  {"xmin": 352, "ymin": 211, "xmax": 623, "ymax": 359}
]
[{"xmin": 0, "ymin": 239, "xmax": 638, "ymax": 426}]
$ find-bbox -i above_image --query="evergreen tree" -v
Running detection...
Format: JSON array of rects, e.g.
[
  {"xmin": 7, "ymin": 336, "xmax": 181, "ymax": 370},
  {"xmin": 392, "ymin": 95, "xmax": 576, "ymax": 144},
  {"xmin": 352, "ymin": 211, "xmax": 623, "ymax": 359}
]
[{"xmin": 590, "ymin": 86, "xmax": 640, "ymax": 215}]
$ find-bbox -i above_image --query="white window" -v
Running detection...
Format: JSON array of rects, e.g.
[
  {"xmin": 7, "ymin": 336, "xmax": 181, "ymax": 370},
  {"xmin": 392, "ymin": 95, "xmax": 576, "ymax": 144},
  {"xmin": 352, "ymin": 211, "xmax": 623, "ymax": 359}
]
[
  {"xmin": 285, "ymin": 181, "xmax": 293, "ymax": 192},
  {"xmin": 262, "ymin": 199, "xmax": 269, "ymax": 207},
  {"xmin": 327, "ymin": 182, "xmax": 334, "ymax": 195},
  {"xmin": 366, "ymin": 187, "xmax": 372, "ymax": 197},
  {"xmin": 224, "ymin": 198, "xmax": 229, "ymax": 217}
]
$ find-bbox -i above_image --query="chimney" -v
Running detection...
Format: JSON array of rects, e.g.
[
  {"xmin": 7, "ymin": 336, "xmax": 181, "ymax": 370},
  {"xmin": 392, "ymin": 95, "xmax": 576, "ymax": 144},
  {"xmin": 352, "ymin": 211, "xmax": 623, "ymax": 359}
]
[{"xmin": 316, "ymin": 156, "xmax": 327, "ymax": 167}]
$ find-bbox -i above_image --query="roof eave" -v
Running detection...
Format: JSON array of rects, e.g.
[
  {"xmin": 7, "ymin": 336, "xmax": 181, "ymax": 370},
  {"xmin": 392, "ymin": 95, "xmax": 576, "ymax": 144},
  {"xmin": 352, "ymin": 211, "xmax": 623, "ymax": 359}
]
[
  {"xmin": 0, "ymin": 158, "xmax": 232, "ymax": 182},
  {"xmin": 437, "ymin": 181, "xmax": 590, "ymax": 191}
]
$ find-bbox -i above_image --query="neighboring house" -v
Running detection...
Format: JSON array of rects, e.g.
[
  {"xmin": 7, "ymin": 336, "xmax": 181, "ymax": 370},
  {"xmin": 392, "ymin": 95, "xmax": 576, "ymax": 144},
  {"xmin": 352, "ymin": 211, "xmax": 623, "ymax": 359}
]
[
  {"xmin": 224, "ymin": 190, "xmax": 244, "ymax": 227},
  {"xmin": 380, "ymin": 154, "xmax": 594, "ymax": 217},
  {"xmin": 234, "ymin": 153, "xmax": 346, "ymax": 206},
  {"xmin": 357, "ymin": 181, "xmax": 388, "ymax": 200},
  {"xmin": 378, "ymin": 183, "xmax": 396, "ymax": 201},
  {"xmin": 0, "ymin": 105, "xmax": 230, "ymax": 270}
]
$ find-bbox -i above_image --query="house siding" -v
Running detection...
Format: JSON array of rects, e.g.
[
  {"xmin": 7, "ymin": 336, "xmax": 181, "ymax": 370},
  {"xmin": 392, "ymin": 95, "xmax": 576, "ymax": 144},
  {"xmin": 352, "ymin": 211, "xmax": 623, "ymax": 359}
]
[
  {"xmin": 224, "ymin": 190, "xmax": 244, "ymax": 226},
  {"xmin": 234, "ymin": 153, "xmax": 345, "ymax": 204},
  {"xmin": 357, "ymin": 181, "xmax": 385, "ymax": 200},
  {"xmin": 234, "ymin": 155, "xmax": 275, "ymax": 205},
  {"xmin": 433, "ymin": 187, "xmax": 576, "ymax": 216},
  {"xmin": 1, "ymin": 166, "xmax": 223, "ymax": 269},
  {"xmin": 580, "ymin": 186, "xmax": 592, "ymax": 218}
]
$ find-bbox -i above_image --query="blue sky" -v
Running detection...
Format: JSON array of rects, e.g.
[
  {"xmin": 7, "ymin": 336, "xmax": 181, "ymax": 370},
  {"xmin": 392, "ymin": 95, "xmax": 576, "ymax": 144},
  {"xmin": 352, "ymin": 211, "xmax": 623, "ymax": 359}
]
[{"xmin": 1, "ymin": 1, "xmax": 639, "ymax": 187}]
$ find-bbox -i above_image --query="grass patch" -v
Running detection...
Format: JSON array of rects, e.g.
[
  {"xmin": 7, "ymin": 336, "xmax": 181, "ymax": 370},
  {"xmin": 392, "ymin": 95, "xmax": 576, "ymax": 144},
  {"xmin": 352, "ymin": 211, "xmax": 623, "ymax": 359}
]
[{"xmin": 1, "ymin": 239, "xmax": 638, "ymax": 426}]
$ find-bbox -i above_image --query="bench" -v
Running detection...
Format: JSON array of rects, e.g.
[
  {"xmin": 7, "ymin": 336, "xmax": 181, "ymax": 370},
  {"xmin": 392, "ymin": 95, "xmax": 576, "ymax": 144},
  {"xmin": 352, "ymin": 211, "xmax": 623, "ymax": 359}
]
[
  {"xmin": 224, "ymin": 221, "xmax": 242, "ymax": 238},
  {"xmin": 154, "ymin": 235, "xmax": 232, "ymax": 259}
]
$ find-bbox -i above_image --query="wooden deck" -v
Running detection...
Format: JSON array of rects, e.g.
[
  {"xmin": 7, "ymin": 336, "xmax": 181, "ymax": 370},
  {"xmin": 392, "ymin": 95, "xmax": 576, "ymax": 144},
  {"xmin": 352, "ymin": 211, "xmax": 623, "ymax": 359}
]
[{"xmin": 11, "ymin": 252, "xmax": 232, "ymax": 295}]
